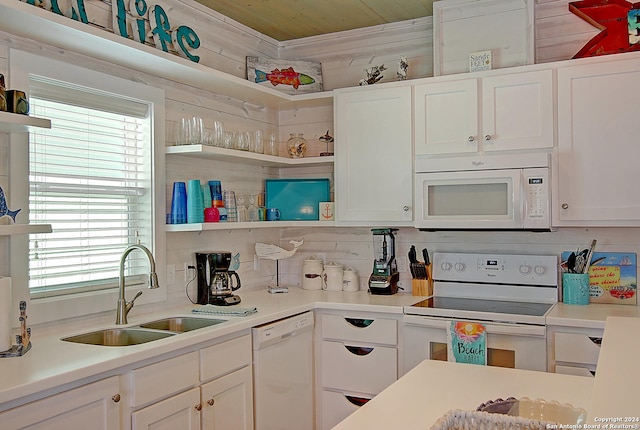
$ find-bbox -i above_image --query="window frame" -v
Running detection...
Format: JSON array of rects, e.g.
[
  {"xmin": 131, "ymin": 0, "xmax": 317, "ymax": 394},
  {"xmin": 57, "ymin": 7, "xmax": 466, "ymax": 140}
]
[{"xmin": 9, "ymin": 49, "xmax": 166, "ymax": 325}]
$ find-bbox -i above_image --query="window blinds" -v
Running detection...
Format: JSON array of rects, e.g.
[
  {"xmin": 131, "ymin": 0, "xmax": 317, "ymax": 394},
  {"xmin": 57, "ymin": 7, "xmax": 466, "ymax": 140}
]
[{"xmin": 28, "ymin": 86, "xmax": 153, "ymax": 298}]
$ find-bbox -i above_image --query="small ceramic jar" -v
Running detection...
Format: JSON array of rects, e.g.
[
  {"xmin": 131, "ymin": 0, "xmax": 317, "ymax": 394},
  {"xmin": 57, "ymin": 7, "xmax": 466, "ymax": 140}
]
[
  {"xmin": 342, "ymin": 267, "xmax": 359, "ymax": 292},
  {"xmin": 302, "ymin": 257, "xmax": 323, "ymax": 290},
  {"xmin": 322, "ymin": 262, "xmax": 343, "ymax": 291}
]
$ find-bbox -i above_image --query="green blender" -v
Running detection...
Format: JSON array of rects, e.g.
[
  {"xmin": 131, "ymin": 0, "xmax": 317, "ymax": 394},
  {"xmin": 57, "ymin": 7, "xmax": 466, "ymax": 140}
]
[{"xmin": 368, "ymin": 228, "xmax": 400, "ymax": 295}]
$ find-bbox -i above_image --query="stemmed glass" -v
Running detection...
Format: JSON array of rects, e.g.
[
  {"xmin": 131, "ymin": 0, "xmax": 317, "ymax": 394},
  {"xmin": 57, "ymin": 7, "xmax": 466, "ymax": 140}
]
[{"xmin": 248, "ymin": 194, "xmax": 259, "ymax": 222}]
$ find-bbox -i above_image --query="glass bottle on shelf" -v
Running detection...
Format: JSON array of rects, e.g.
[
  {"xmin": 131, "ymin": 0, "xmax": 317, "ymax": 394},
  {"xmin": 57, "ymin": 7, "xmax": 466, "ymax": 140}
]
[
  {"xmin": 287, "ymin": 133, "xmax": 307, "ymax": 158},
  {"xmin": 237, "ymin": 194, "xmax": 248, "ymax": 222},
  {"xmin": 248, "ymin": 193, "xmax": 259, "ymax": 222}
]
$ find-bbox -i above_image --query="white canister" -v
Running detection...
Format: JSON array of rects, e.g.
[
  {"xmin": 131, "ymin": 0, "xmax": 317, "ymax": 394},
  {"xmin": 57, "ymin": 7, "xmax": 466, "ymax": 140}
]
[
  {"xmin": 342, "ymin": 267, "xmax": 359, "ymax": 292},
  {"xmin": 302, "ymin": 257, "xmax": 324, "ymax": 290},
  {"xmin": 322, "ymin": 262, "xmax": 343, "ymax": 291}
]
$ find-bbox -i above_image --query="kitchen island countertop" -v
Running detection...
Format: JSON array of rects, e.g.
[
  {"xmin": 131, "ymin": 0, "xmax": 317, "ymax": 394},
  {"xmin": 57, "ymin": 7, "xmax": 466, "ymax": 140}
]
[{"xmin": 333, "ymin": 358, "xmax": 594, "ymax": 429}]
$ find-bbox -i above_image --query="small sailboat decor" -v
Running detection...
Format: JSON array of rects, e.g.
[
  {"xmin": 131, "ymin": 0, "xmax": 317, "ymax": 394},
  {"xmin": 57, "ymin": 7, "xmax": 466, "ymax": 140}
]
[
  {"xmin": 0, "ymin": 186, "xmax": 20, "ymax": 223},
  {"xmin": 255, "ymin": 240, "xmax": 303, "ymax": 261}
]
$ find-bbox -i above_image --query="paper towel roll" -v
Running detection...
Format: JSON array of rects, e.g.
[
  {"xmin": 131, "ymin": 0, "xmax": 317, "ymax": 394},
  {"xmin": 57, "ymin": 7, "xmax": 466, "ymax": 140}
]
[{"xmin": 0, "ymin": 277, "xmax": 12, "ymax": 351}]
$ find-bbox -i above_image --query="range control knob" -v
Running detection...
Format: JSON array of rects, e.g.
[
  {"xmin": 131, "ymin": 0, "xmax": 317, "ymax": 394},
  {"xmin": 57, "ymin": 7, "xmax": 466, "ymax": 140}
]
[
  {"xmin": 534, "ymin": 265, "xmax": 547, "ymax": 275},
  {"xmin": 454, "ymin": 262, "xmax": 466, "ymax": 272},
  {"xmin": 519, "ymin": 264, "xmax": 532, "ymax": 275},
  {"xmin": 441, "ymin": 262, "xmax": 453, "ymax": 271}
]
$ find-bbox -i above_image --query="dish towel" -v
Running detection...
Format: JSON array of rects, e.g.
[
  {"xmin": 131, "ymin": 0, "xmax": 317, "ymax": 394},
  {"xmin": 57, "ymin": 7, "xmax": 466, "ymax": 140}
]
[{"xmin": 192, "ymin": 305, "xmax": 258, "ymax": 317}]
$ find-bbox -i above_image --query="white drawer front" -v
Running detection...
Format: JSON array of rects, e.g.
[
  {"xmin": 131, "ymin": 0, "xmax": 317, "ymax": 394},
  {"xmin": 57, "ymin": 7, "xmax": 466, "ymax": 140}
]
[
  {"xmin": 129, "ymin": 351, "xmax": 199, "ymax": 407},
  {"xmin": 554, "ymin": 332, "xmax": 601, "ymax": 365},
  {"xmin": 200, "ymin": 334, "xmax": 251, "ymax": 382},
  {"xmin": 555, "ymin": 365, "xmax": 595, "ymax": 378},
  {"xmin": 321, "ymin": 314, "xmax": 397, "ymax": 345},
  {"xmin": 321, "ymin": 340, "xmax": 397, "ymax": 393},
  {"xmin": 321, "ymin": 390, "xmax": 372, "ymax": 430}
]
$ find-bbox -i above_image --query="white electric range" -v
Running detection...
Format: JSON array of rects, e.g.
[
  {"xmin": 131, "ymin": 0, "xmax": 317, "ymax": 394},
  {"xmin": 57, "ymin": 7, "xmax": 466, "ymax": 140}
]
[{"xmin": 403, "ymin": 252, "xmax": 558, "ymax": 374}]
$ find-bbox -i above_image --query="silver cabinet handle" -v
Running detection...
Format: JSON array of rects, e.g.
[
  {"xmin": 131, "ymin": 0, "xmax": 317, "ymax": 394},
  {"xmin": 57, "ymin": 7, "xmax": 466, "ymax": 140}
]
[
  {"xmin": 403, "ymin": 206, "xmax": 410, "ymax": 212},
  {"xmin": 468, "ymin": 136, "xmax": 475, "ymax": 142},
  {"xmin": 484, "ymin": 135, "xmax": 492, "ymax": 141},
  {"xmin": 562, "ymin": 203, "xmax": 569, "ymax": 209}
]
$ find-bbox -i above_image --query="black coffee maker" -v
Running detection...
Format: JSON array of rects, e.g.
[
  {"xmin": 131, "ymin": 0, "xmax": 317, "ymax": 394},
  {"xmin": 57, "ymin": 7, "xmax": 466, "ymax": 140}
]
[{"xmin": 196, "ymin": 252, "xmax": 241, "ymax": 306}]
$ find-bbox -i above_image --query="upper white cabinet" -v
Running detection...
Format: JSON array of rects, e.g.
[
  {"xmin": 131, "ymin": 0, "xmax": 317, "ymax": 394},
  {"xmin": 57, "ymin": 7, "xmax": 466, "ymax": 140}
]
[
  {"xmin": 414, "ymin": 69, "xmax": 554, "ymax": 156},
  {"xmin": 555, "ymin": 57, "xmax": 640, "ymax": 226},
  {"xmin": 433, "ymin": 0, "xmax": 534, "ymax": 76},
  {"xmin": 334, "ymin": 85, "xmax": 413, "ymax": 225}
]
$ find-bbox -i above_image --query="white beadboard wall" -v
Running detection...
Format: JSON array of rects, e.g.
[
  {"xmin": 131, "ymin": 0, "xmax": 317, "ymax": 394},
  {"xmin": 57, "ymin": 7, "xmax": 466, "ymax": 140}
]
[{"xmin": 1, "ymin": 0, "xmax": 638, "ymax": 310}]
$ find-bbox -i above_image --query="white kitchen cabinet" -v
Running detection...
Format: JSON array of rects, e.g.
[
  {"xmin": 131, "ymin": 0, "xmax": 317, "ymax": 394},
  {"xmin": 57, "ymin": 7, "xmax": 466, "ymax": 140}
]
[
  {"xmin": 433, "ymin": 0, "xmax": 534, "ymax": 76},
  {"xmin": 201, "ymin": 366, "xmax": 253, "ymax": 430},
  {"xmin": 127, "ymin": 333, "xmax": 253, "ymax": 430},
  {"xmin": 555, "ymin": 57, "xmax": 640, "ymax": 226},
  {"xmin": 132, "ymin": 388, "xmax": 200, "ymax": 430},
  {"xmin": 0, "ymin": 376, "xmax": 121, "ymax": 430},
  {"xmin": 414, "ymin": 69, "xmax": 553, "ymax": 156},
  {"xmin": 334, "ymin": 85, "xmax": 413, "ymax": 225},
  {"xmin": 547, "ymin": 326, "xmax": 603, "ymax": 377},
  {"xmin": 316, "ymin": 311, "xmax": 399, "ymax": 430}
]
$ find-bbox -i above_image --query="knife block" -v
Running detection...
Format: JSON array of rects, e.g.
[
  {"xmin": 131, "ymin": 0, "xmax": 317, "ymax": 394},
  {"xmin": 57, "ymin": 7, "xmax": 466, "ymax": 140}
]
[{"xmin": 412, "ymin": 263, "xmax": 433, "ymax": 296}]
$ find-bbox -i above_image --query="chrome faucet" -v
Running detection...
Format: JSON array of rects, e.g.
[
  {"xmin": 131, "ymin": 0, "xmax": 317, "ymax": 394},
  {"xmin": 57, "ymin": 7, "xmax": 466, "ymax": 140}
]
[{"xmin": 116, "ymin": 244, "xmax": 159, "ymax": 325}]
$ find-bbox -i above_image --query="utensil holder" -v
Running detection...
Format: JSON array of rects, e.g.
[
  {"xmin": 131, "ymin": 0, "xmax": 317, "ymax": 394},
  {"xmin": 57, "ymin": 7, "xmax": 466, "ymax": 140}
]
[{"xmin": 562, "ymin": 273, "xmax": 590, "ymax": 305}]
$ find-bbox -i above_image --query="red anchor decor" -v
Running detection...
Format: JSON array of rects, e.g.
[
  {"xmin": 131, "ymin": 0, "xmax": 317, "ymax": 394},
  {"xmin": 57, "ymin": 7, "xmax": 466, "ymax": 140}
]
[{"xmin": 569, "ymin": 0, "xmax": 640, "ymax": 58}]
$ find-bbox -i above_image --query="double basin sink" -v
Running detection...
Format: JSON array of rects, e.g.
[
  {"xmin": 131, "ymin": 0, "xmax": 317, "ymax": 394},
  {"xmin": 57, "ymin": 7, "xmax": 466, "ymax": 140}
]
[{"xmin": 62, "ymin": 317, "xmax": 226, "ymax": 347}]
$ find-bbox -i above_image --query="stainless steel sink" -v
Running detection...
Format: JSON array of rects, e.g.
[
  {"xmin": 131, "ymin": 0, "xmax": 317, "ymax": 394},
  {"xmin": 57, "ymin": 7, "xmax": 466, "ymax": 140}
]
[
  {"xmin": 62, "ymin": 328, "xmax": 176, "ymax": 346},
  {"xmin": 139, "ymin": 317, "xmax": 225, "ymax": 333}
]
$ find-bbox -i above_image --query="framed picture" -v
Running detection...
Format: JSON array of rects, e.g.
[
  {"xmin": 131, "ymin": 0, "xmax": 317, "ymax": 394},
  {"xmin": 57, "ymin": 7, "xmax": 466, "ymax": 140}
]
[{"xmin": 246, "ymin": 57, "xmax": 324, "ymax": 95}]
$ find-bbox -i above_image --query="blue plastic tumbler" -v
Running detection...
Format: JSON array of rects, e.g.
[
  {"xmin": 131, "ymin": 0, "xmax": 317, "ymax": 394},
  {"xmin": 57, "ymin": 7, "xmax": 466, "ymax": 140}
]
[
  {"xmin": 169, "ymin": 182, "xmax": 187, "ymax": 224},
  {"xmin": 187, "ymin": 179, "xmax": 204, "ymax": 223}
]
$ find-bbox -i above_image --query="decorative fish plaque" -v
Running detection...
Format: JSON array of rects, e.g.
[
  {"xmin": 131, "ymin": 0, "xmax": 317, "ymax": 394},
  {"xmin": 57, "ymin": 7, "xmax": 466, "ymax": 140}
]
[{"xmin": 247, "ymin": 57, "xmax": 323, "ymax": 95}]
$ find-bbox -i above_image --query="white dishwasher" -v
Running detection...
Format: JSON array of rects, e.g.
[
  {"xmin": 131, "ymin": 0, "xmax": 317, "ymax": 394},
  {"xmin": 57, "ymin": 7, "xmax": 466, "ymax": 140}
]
[{"xmin": 252, "ymin": 311, "xmax": 314, "ymax": 430}]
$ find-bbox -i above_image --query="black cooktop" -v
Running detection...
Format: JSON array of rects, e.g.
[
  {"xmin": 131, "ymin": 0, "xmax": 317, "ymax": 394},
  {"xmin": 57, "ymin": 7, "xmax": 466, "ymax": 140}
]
[{"xmin": 411, "ymin": 297, "xmax": 553, "ymax": 317}]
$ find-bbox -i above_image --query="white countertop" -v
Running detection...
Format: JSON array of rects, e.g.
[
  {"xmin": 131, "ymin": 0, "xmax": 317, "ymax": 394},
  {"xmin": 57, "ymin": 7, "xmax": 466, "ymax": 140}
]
[
  {"xmin": 0, "ymin": 287, "xmax": 423, "ymax": 409},
  {"xmin": 586, "ymin": 316, "xmax": 640, "ymax": 421},
  {"xmin": 547, "ymin": 302, "xmax": 640, "ymax": 329},
  {"xmin": 333, "ymin": 359, "xmax": 594, "ymax": 429}
]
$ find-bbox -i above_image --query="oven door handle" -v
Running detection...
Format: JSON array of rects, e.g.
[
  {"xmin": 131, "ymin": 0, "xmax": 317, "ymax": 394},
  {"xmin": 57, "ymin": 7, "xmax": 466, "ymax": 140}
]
[{"xmin": 403, "ymin": 315, "xmax": 546, "ymax": 337}]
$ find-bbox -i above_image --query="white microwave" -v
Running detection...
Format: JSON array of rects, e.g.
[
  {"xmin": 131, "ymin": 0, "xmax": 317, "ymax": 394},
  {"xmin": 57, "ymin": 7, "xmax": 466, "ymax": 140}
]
[{"xmin": 414, "ymin": 153, "xmax": 551, "ymax": 231}]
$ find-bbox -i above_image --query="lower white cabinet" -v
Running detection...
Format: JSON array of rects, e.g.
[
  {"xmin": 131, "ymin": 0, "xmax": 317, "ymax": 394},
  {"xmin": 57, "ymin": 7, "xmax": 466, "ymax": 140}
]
[
  {"xmin": 200, "ymin": 367, "xmax": 253, "ymax": 430},
  {"xmin": 547, "ymin": 326, "xmax": 603, "ymax": 377},
  {"xmin": 316, "ymin": 311, "xmax": 399, "ymax": 430},
  {"xmin": 132, "ymin": 388, "xmax": 200, "ymax": 430},
  {"xmin": 0, "ymin": 376, "xmax": 121, "ymax": 430},
  {"xmin": 128, "ymin": 333, "xmax": 253, "ymax": 430},
  {"xmin": 131, "ymin": 367, "xmax": 253, "ymax": 430}
]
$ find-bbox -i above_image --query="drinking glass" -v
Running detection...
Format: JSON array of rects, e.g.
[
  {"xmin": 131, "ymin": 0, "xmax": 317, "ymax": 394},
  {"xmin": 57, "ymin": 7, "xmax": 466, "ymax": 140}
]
[
  {"xmin": 169, "ymin": 182, "xmax": 187, "ymax": 223},
  {"xmin": 212, "ymin": 120, "xmax": 224, "ymax": 147},
  {"xmin": 221, "ymin": 131, "xmax": 233, "ymax": 149},
  {"xmin": 175, "ymin": 117, "xmax": 190, "ymax": 145},
  {"xmin": 253, "ymin": 130, "xmax": 264, "ymax": 153},
  {"xmin": 190, "ymin": 117, "xmax": 204, "ymax": 144},
  {"xmin": 223, "ymin": 190, "xmax": 238, "ymax": 222},
  {"xmin": 265, "ymin": 133, "xmax": 278, "ymax": 156},
  {"xmin": 186, "ymin": 179, "xmax": 204, "ymax": 223},
  {"xmin": 233, "ymin": 131, "xmax": 249, "ymax": 151}
]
